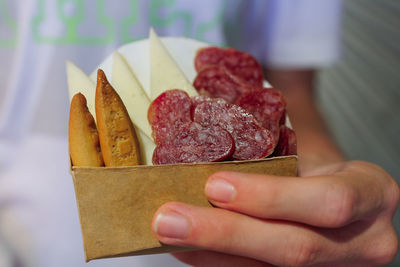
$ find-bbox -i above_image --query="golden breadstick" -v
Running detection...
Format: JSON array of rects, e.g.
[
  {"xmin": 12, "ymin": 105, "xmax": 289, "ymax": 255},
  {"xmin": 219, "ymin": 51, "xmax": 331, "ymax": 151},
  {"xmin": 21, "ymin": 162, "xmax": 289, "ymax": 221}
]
[
  {"xmin": 69, "ymin": 93, "xmax": 104, "ymax": 167},
  {"xmin": 95, "ymin": 69, "xmax": 141, "ymax": 166}
]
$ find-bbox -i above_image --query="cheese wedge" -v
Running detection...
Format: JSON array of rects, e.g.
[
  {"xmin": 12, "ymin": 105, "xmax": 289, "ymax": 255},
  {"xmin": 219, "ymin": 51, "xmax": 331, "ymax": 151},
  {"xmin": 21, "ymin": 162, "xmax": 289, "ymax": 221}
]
[
  {"xmin": 112, "ymin": 52, "xmax": 153, "ymax": 140},
  {"xmin": 149, "ymin": 28, "xmax": 198, "ymax": 100},
  {"xmin": 66, "ymin": 60, "xmax": 97, "ymax": 120},
  {"xmin": 136, "ymin": 129, "xmax": 155, "ymax": 165}
]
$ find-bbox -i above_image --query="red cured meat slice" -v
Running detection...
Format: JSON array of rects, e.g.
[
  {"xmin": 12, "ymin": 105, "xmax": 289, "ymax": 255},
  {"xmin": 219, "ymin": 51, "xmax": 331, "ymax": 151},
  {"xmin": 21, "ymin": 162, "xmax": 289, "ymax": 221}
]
[
  {"xmin": 191, "ymin": 95, "xmax": 213, "ymax": 107},
  {"xmin": 193, "ymin": 100, "xmax": 275, "ymax": 160},
  {"xmin": 263, "ymin": 120, "xmax": 280, "ymax": 147},
  {"xmin": 191, "ymin": 96, "xmax": 230, "ymax": 120},
  {"xmin": 195, "ymin": 47, "xmax": 225, "ymax": 71},
  {"xmin": 195, "ymin": 47, "xmax": 264, "ymax": 89},
  {"xmin": 190, "ymin": 95, "xmax": 214, "ymax": 119},
  {"xmin": 152, "ymin": 122, "xmax": 234, "ymax": 164},
  {"xmin": 279, "ymin": 110, "xmax": 287, "ymax": 126},
  {"xmin": 193, "ymin": 66, "xmax": 253, "ymax": 104},
  {"xmin": 237, "ymin": 88, "xmax": 286, "ymax": 145},
  {"xmin": 274, "ymin": 126, "xmax": 297, "ymax": 156},
  {"xmin": 148, "ymin": 89, "xmax": 192, "ymax": 144}
]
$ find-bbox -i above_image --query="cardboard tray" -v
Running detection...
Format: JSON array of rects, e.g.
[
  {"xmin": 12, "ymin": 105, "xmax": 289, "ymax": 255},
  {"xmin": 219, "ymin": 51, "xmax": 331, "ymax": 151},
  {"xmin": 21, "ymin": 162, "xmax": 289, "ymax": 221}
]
[
  {"xmin": 69, "ymin": 36, "xmax": 297, "ymax": 261},
  {"xmin": 72, "ymin": 156, "xmax": 297, "ymax": 261}
]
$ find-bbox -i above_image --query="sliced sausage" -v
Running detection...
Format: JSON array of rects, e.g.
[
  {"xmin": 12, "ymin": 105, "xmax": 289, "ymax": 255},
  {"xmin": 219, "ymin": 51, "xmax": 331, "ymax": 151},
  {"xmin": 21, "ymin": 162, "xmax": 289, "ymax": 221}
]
[
  {"xmin": 193, "ymin": 100, "xmax": 275, "ymax": 160},
  {"xmin": 153, "ymin": 122, "xmax": 234, "ymax": 164}
]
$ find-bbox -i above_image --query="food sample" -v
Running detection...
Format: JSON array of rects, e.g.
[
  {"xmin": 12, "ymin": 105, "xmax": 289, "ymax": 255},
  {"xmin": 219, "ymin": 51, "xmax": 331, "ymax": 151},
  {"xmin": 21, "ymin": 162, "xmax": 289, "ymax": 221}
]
[
  {"xmin": 68, "ymin": 36, "xmax": 297, "ymax": 167},
  {"xmin": 148, "ymin": 89, "xmax": 193, "ymax": 144},
  {"xmin": 193, "ymin": 98, "xmax": 275, "ymax": 160},
  {"xmin": 148, "ymin": 90, "xmax": 242, "ymax": 164},
  {"xmin": 67, "ymin": 61, "xmax": 97, "ymax": 121},
  {"xmin": 112, "ymin": 52, "xmax": 153, "ymax": 139},
  {"xmin": 67, "ymin": 36, "xmax": 299, "ymax": 262},
  {"xmin": 237, "ymin": 88, "xmax": 287, "ymax": 144},
  {"xmin": 273, "ymin": 126, "xmax": 297, "ymax": 156},
  {"xmin": 193, "ymin": 46, "xmax": 297, "ymax": 157},
  {"xmin": 152, "ymin": 122, "xmax": 234, "ymax": 164},
  {"xmin": 95, "ymin": 69, "xmax": 141, "ymax": 166},
  {"xmin": 195, "ymin": 47, "xmax": 264, "ymax": 89},
  {"xmin": 69, "ymin": 93, "xmax": 104, "ymax": 167},
  {"xmin": 149, "ymin": 28, "xmax": 198, "ymax": 100},
  {"xmin": 193, "ymin": 65, "xmax": 253, "ymax": 104}
]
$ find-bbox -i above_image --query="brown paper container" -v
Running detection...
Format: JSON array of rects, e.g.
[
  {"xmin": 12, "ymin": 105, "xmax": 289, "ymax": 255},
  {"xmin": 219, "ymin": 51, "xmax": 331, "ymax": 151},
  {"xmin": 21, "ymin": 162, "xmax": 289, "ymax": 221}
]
[{"xmin": 71, "ymin": 156, "xmax": 297, "ymax": 261}]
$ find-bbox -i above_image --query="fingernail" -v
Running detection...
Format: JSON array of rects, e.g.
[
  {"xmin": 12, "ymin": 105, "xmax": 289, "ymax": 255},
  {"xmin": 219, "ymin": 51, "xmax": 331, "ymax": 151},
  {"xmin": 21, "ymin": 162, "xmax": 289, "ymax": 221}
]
[
  {"xmin": 205, "ymin": 178, "xmax": 236, "ymax": 203},
  {"xmin": 153, "ymin": 211, "xmax": 190, "ymax": 239}
]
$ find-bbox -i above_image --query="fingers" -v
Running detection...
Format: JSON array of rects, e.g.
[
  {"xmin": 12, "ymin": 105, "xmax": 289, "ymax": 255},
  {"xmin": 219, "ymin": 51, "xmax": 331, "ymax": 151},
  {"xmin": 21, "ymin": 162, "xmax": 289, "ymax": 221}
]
[
  {"xmin": 153, "ymin": 202, "xmax": 337, "ymax": 266},
  {"xmin": 204, "ymin": 162, "xmax": 388, "ymax": 227},
  {"xmin": 152, "ymin": 161, "xmax": 399, "ymax": 266},
  {"xmin": 172, "ymin": 250, "xmax": 273, "ymax": 267}
]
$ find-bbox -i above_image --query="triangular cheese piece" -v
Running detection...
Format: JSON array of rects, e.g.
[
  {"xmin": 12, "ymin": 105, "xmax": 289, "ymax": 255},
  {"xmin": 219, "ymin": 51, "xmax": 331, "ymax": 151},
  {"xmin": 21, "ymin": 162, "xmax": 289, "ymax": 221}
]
[
  {"xmin": 149, "ymin": 28, "xmax": 198, "ymax": 100},
  {"xmin": 66, "ymin": 60, "xmax": 96, "ymax": 120},
  {"xmin": 112, "ymin": 52, "xmax": 153, "ymax": 140},
  {"xmin": 136, "ymin": 129, "xmax": 155, "ymax": 165}
]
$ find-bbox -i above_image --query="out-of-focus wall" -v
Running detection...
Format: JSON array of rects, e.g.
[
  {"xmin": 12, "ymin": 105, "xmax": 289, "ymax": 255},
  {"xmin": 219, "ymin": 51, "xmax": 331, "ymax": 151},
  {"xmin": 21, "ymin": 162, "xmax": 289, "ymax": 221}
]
[{"xmin": 317, "ymin": 1, "xmax": 400, "ymax": 265}]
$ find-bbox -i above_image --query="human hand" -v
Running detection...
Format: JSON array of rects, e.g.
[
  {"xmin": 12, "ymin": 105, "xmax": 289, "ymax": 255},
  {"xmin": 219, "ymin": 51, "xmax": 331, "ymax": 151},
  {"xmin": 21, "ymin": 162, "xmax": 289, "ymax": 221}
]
[{"xmin": 152, "ymin": 161, "xmax": 399, "ymax": 266}]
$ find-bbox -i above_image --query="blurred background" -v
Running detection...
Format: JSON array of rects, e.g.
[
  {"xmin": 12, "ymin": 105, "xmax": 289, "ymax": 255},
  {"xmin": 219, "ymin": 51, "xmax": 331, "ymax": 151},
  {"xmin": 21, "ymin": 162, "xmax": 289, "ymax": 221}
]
[
  {"xmin": 318, "ymin": 3, "xmax": 400, "ymax": 266},
  {"xmin": 0, "ymin": 0, "xmax": 399, "ymax": 266}
]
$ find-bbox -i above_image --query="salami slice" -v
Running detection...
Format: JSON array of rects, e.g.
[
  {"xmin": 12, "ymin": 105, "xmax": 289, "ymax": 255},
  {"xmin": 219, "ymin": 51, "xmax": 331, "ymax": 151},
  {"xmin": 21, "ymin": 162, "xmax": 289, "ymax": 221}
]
[
  {"xmin": 195, "ymin": 47, "xmax": 264, "ymax": 89},
  {"xmin": 195, "ymin": 47, "xmax": 225, "ymax": 71},
  {"xmin": 193, "ymin": 100, "xmax": 275, "ymax": 160},
  {"xmin": 152, "ymin": 122, "xmax": 234, "ymax": 164},
  {"xmin": 191, "ymin": 95, "xmax": 213, "ymax": 107},
  {"xmin": 237, "ymin": 88, "xmax": 286, "ymax": 144},
  {"xmin": 191, "ymin": 95, "xmax": 213, "ymax": 119},
  {"xmin": 193, "ymin": 66, "xmax": 253, "ymax": 104},
  {"xmin": 148, "ymin": 89, "xmax": 192, "ymax": 144},
  {"xmin": 273, "ymin": 126, "xmax": 297, "ymax": 156},
  {"xmin": 279, "ymin": 110, "xmax": 287, "ymax": 126}
]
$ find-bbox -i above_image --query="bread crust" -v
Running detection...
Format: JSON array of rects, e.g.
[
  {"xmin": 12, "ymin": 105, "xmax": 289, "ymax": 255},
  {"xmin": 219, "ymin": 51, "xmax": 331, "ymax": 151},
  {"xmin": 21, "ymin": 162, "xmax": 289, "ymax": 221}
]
[
  {"xmin": 69, "ymin": 93, "xmax": 104, "ymax": 166},
  {"xmin": 95, "ymin": 69, "xmax": 141, "ymax": 166}
]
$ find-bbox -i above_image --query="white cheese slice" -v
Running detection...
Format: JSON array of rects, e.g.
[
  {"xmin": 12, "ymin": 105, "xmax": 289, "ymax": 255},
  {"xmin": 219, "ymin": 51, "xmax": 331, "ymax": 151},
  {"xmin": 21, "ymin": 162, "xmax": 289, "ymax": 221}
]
[
  {"xmin": 66, "ymin": 60, "xmax": 96, "ymax": 120},
  {"xmin": 149, "ymin": 28, "xmax": 198, "ymax": 100},
  {"xmin": 136, "ymin": 129, "xmax": 155, "ymax": 165},
  {"xmin": 111, "ymin": 52, "xmax": 153, "ymax": 140}
]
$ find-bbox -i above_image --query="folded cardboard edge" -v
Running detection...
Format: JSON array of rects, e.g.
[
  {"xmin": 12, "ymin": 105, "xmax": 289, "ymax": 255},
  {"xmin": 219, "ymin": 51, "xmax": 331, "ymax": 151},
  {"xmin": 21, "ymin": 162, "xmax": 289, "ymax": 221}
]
[{"xmin": 70, "ymin": 155, "xmax": 298, "ymax": 171}]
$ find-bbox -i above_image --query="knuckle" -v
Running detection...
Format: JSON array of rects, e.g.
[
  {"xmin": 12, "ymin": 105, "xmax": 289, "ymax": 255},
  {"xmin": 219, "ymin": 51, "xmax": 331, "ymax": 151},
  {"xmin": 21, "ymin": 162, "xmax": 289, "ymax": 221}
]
[
  {"xmin": 383, "ymin": 234, "xmax": 399, "ymax": 264},
  {"xmin": 352, "ymin": 161, "xmax": 400, "ymax": 212},
  {"xmin": 367, "ymin": 229, "xmax": 399, "ymax": 266},
  {"xmin": 260, "ymin": 180, "xmax": 280, "ymax": 210},
  {"xmin": 324, "ymin": 182, "xmax": 356, "ymax": 227},
  {"xmin": 380, "ymin": 238, "xmax": 399, "ymax": 265},
  {"xmin": 349, "ymin": 160, "xmax": 399, "ymax": 213},
  {"xmin": 283, "ymin": 236, "xmax": 319, "ymax": 267},
  {"xmin": 192, "ymin": 210, "xmax": 238, "ymax": 250}
]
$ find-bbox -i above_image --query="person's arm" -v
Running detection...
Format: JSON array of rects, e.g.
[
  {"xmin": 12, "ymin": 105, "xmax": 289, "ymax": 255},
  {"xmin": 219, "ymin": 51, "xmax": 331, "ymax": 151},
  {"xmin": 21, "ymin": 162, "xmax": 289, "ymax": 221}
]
[{"xmin": 265, "ymin": 69, "xmax": 344, "ymax": 173}]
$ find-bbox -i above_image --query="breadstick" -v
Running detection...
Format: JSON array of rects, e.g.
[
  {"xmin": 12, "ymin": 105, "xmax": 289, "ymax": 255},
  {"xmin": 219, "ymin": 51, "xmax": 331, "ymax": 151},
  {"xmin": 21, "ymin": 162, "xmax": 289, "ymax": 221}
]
[
  {"xmin": 95, "ymin": 69, "xmax": 141, "ymax": 166},
  {"xmin": 69, "ymin": 93, "xmax": 104, "ymax": 167}
]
